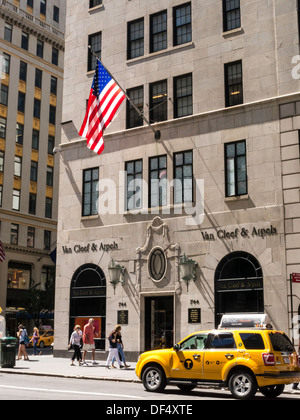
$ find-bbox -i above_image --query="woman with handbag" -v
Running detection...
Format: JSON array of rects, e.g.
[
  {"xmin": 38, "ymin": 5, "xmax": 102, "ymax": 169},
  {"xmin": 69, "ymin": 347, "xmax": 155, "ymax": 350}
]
[{"xmin": 69, "ymin": 325, "xmax": 83, "ymax": 366}]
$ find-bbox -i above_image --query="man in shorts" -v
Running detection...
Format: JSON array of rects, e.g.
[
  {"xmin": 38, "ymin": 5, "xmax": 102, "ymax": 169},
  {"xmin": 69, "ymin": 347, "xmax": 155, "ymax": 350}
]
[{"xmin": 82, "ymin": 318, "xmax": 98, "ymax": 365}]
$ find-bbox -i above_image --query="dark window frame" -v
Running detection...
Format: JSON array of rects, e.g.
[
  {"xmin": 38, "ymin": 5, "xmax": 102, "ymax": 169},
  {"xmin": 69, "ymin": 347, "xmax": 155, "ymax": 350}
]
[
  {"xmin": 149, "ymin": 154, "xmax": 167, "ymax": 208},
  {"xmin": 225, "ymin": 60, "xmax": 243, "ymax": 107},
  {"xmin": 173, "ymin": 2, "xmax": 192, "ymax": 46},
  {"xmin": 127, "ymin": 18, "xmax": 144, "ymax": 60},
  {"xmin": 174, "ymin": 73, "xmax": 193, "ymax": 118},
  {"xmin": 149, "ymin": 80, "xmax": 168, "ymax": 123},
  {"xmin": 150, "ymin": 10, "xmax": 168, "ymax": 53},
  {"xmin": 223, "ymin": 0, "xmax": 241, "ymax": 32},
  {"xmin": 173, "ymin": 150, "xmax": 193, "ymax": 204},
  {"xmin": 82, "ymin": 167, "xmax": 99, "ymax": 217},
  {"xmin": 225, "ymin": 140, "xmax": 247, "ymax": 197},
  {"xmin": 125, "ymin": 159, "xmax": 143, "ymax": 211},
  {"xmin": 126, "ymin": 86, "xmax": 144, "ymax": 129}
]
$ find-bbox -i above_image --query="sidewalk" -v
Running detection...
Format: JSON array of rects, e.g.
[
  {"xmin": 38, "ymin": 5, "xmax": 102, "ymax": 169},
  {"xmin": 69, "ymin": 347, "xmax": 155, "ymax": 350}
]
[
  {"xmin": 0, "ymin": 355, "xmax": 299, "ymax": 395},
  {"xmin": 0, "ymin": 355, "xmax": 140, "ymax": 383}
]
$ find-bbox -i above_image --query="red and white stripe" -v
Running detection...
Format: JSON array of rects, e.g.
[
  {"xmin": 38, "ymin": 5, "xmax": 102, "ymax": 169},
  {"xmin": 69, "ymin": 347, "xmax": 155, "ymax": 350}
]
[
  {"xmin": 79, "ymin": 79, "xmax": 125, "ymax": 155},
  {"xmin": 0, "ymin": 240, "xmax": 6, "ymax": 263}
]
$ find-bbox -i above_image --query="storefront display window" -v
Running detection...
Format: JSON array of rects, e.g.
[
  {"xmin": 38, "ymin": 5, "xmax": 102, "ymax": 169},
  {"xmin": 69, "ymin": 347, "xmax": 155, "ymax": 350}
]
[{"xmin": 7, "ymin": 266, "xmax": 30, "ymax": 290}]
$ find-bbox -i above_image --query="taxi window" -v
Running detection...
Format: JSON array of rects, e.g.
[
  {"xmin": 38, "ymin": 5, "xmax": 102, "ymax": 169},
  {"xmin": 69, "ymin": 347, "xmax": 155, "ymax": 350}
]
[
  {"xmin": 180, "ymin": 334, "xmax": 208, "ymax": 350},
  {"xmin": 209, "ymin": 333, "xmax": 236, "ymax": 349},
  {"xmin": 269, "ymin": 332, "xmax": 294, "ymax": 353},
  {"xmin": 239, "ymin": 333, "xmax": 265, "ymax": 350}
]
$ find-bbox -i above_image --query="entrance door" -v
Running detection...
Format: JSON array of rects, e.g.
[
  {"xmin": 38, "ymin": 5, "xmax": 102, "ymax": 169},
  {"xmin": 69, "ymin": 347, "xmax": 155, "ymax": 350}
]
[{"xmin": 145, "ymin": 296, "xmax": 174, "ymax": 351}]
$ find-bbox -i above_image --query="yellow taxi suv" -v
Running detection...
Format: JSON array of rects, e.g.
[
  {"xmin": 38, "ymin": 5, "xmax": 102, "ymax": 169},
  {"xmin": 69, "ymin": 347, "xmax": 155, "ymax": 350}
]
[
  {"xmin": 28, "ymin": 330, "xmax": 54, "ymax": 348},
  {"xmin": 135, "ymin": 314, "xmax": 300, "ymax": 399}
]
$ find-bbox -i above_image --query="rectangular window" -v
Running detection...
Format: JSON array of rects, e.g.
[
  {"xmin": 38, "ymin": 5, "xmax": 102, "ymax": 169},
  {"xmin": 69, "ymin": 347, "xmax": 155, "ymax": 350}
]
[
  {"xmin": 16, "ymin": 123, "xmax": 24, "ymax": 144},
  {"xmin": 149, "ymin": 155, "xmax": 167, "ymax": 208},
  {"xmin": 49, "ymin": 105, "xmax": 56, "ymax": 125},
  {"xmin": 13, "ymin": 189, "xmax": 20, "ymax": 211},
  {"xmin": 150, "ymin": 10, "xmax": 167, "ymax": 53},
  {"xmin": 82, "ymin": 168, "xmax": 99, "ymax": 216},
  {"xmin": 150, "ymin": 80, "xmax": 168, "ymax": 123},
  {"xmin": 8, "ymin": 265, "xmax": 30, "ymax": 290},
  {"xmin": 14, "ymin": 156, "xmax": 22, "ymax": 177},
  {"xmin": 30, "ymin": 161, "xmax": 38, "ymax": 182},
  {"xmin": 0, "ymin": 185, "xmax": 2, "ymax": 207},
  {"xmin": 225, "ymin": 140, "xmax": 247, "ymax": 197},
  {"xmin": 18, "ymin": 91, "xmax": 26, "ymax": 113},
  {"xmin": 21, "ymin": 32, "xmax": 29, "ymax": 50},
  {"xmin": 225, "ymin": 60, "xmax": 243, "ymax": 107},
  {"xmin": 34, "ymin": 98, "xmax": 41, "ymax": 119},
  {"xmin": 127, "ymin": 86, "xmax": 144, "ymax": 129},
  {"xmin": 35, "ymin": 68, "xmax": 42, "ymax": 89},
  {"xmin": 52, "ymin": 47, "xmax": 59, "ymax": 65},
  {"xmin": 223, "ymin": 0, "xmax": 240, "ymax": 31},
  {"xmin": 27, "ymin": 0, "xmax": 34, "ymax": 8},
  {"xmin": 128, "ymin": 18, "xmax": 144, "ymax": 59},
  {"xmin": 44, "ymin": 230, "xmax": 51, "ymax": 250},
  {"xmin": 32, "ymin": 129, "xmax": 39, "ymax": 150},
  {"xmin": 88, "ymin": 32, "xmax": 101, "ymax": 71},
  {"xmin": 40, "ymin": 0, "xmax": 46, "ymax": 16},
  {"xmin": 29, "ymin": 193, "xmax": 36, "ymax": 215},
  {"xmin": 45, "ymin": 197, "xmax": 52, "ymax": 218},
  {"xmin": 0, "ymin": 117, "xmax": 6, "ymax": 139},
  {"xmin": 48, "ymin": 135, "xmax": 54, "ymax": 154},
  {"xmin": 10, "ymin": 223, "xmax": 19, "ymax": 245},
  {"xmin": 126, "ymin": 159, "xmax": 143, "ymax": 211},
  {"xmin": 46, "ymin": 166, "xmax": 53, "ymax": 186},
  {"xmin": 2, "ymin": 53, "xmax": 10, "ymax": 74},
  {"xmin": 36, "ymin": 39, "xmax": 44, "ymax": 58},
  {"xmin": 4, "ymin": 23, "xmax": 12, "ymax": 42},
  {"xmin": 0, "ymin": 151, "xmax": 4, "ymax": 171},
  {"xmin": 27, "ymin": 227, "xmax": 35, "ymax": 248},
  {"xmin": 50, "ymin": 76, "xmax": 57, "ymax": 95},
  {"xmin": 174, "ymin": 73, "xmax": 193, "ymax": 118},
  {"xmin": 19, "ymin": 61, "xmax": 27, "ymax": 82},
  {"xmin": 0, "ymin": 85, "xmax": 8, "ymax": 106},
  {"xmin": 89, "ymin": 0, "xmax": 102, "ymax": 7},
  {"xmin": 53, "ymin": 5, "xmax": 59, "ymax": 22},
  {"xmin": 173, "ymin": 2, "xmax": 192, "ymax": 46},
  {"xmin": 174, "ymin": 150, "xmax": 193, "ymax": 204}
]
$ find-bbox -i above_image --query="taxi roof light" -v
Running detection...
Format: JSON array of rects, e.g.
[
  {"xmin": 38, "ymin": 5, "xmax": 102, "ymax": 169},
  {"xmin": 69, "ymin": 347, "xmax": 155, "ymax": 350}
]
[{"xmin": 218, "ymin": 314, "xmax": 273, "ymax": 330}]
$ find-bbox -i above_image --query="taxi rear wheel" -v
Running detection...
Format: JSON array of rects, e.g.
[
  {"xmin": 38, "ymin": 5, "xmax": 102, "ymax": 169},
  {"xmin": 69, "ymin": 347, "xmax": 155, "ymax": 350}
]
[
  {"xmin": 259, "ymin": 384, "xmax": 285, "ymax": 398},
  {"xmin": 142, "ymin": 365, "xmax": 166, "ymax": 393},
  {"xmin": 228, "ymin": 370, "xmax": 257, "ymax": 400}
]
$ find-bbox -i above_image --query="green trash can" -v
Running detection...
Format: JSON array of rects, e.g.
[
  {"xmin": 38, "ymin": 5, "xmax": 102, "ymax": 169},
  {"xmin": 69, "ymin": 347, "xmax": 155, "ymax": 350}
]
[{"xmin": 0, "ymin": 337, "xmax": 17, "ymax": 368}]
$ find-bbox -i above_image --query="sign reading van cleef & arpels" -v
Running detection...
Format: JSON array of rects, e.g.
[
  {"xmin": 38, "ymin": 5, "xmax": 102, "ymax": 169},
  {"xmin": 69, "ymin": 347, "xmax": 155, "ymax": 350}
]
[
  {"xmin": 201, "ymin": 225, "xmax": 278, "ymax": 241},
  {"xmin": 61, "ymin": 241, "xmax": 118, "ymax": 254}
]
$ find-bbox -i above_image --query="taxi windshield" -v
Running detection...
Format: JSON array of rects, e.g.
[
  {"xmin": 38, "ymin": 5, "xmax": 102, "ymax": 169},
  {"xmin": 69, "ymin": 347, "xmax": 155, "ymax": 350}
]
[{"xmin": 179, "ymin": 334, "xmax": 208, "ymax": 350}]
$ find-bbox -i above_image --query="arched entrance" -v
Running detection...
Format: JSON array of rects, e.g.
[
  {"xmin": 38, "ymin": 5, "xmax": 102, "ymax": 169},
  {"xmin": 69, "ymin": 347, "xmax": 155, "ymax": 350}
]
[
  {"xmin": 215, "ymin": 251, "xmax": 264, "ymax": 327},
  {"xmin": 70, "ymin": 264, "xmax": 106, "ymax": 350}
]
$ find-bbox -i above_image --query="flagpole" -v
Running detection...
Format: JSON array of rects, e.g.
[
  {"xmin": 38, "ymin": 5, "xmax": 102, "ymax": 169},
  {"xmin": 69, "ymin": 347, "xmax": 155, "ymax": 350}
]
[{"xmin": 88, "ymin": 46, "xmax": 161, "ymax": 140}]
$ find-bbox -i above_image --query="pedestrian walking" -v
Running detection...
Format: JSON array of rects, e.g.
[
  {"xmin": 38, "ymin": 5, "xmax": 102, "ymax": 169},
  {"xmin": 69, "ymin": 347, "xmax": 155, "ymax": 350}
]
[
  {"xmin": 111, "ymin": 324, "xmax": 130, "ymax": 368},
  {"xmin": 16, "ymin": 324, "xmax": 29, "ymax": 361},
  {"xmin": 82, "ymin": 318, "xmax": 98, "ymax": 366},
  {"xmin": 30, "ymin": 327, "xmax": 41, "ymax": 356},
  {"xmin": 69, "ymin": 325, "xmax": 83, "ymax": 366},
  {"xmin": 292, "ymin": 339, "xmax": 300, "ymax": 391},
  {"xmin": 106, "ymin": 328, "xmax": 122, "ymax": 369}
]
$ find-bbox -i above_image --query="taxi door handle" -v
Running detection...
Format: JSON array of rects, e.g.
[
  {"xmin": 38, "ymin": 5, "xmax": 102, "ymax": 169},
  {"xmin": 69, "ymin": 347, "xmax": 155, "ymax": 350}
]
[
  {"xmin": 225, "ymin": 354, "xmax": 235, "ymax": 360},
  {"xmin": 193, "ymin": 354, "xmax": 201, "ymax": 360}
]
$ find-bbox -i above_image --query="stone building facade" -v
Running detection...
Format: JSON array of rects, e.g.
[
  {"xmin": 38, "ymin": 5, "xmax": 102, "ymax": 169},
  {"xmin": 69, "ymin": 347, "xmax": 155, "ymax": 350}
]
[
  {"xmin": 0, "ymin": 0, "xmax": 65, "ymax": 333},
  {"xmin": 54, "ymin": 0, "xmax": 300, "ymax": 358}
]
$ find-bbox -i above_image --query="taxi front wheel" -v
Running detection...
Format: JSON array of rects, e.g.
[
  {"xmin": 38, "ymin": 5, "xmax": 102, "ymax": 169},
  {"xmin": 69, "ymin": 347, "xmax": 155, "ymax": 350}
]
[
  {"xmin": 142, "ymin": 365, "xmax": 166, "ymax": 393},
  {"xmin": 228, "ymin": 370, "xmax": 257, "ymax": 400}
]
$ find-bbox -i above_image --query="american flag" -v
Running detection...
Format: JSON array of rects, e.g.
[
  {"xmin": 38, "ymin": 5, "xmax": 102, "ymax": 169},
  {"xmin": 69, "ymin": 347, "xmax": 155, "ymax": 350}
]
[
  {"xmin": 0, "ymin": 240, "xmax": 6, "ymax": 263},
  {"xmin": 79, "ymin": 60, "xmax": 126, "ymax": 155}
]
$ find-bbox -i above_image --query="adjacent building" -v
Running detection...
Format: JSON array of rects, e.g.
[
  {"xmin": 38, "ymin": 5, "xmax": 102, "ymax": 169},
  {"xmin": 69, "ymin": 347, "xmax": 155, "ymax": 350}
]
[
  {"xmin": 0, "ymin": 0, "xmax": 65, "ymax": 334},
  {"xmin": 55, "ymin": 0, "xmax": 300, "ymax": 359}
]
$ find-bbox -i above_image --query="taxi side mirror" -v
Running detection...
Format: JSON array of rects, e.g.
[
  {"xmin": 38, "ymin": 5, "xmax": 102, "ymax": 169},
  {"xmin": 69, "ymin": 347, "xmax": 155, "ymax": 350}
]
[{"xmin": 173, "ymin": 344, "xmax": 180, "ymax": 351}]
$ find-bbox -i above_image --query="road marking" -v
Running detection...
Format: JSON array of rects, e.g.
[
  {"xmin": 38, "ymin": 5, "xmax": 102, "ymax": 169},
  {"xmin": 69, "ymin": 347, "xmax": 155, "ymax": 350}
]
[{"xmin": 0, "ymin": 384, "xmax": 144, "ymax": 399}]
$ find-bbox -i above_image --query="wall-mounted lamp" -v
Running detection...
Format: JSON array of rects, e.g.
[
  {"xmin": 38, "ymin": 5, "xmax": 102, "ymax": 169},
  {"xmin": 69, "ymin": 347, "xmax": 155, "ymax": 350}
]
[
  {"xmin": 108, "ymin": 258, "xmax": 125, "ymax": 294},
  {"xmin": 179, "ymin": 253, "xmax": 198, "ymax": 292}
]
